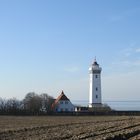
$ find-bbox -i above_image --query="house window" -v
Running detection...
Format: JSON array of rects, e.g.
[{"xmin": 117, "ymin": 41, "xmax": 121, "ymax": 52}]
[
  {"xmin": 60, "ymin": 101, "xmax": 63, "ymax": 104},
  {"xmin": 96, "ymin": 87, "xmax": 98, "ymax": 91},
  {"xmin": 95, "ymin": 75, "xmax": 98, "ymax": 78},
  {"xmin": 96, "ymin": 95, "xmax": 98, "ymax": 99},
  {"xmin": 65, "ymin": 108, "xmax": 68, "ymax": 111},
  {"xmin": 61, "ymin": 108, "xmax": 63, "ymax": 112},
  {"xmin": 65, "ymin": 101, "xmax": 68, "ymax": 104}
]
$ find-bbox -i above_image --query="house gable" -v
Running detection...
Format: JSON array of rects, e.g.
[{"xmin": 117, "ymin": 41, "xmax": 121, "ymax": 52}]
[{"xmin": 52, "ymin": 91, "xmax": 74, "ymax": 112}]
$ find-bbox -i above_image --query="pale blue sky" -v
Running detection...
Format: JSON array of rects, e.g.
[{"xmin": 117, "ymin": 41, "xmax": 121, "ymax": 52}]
[{"xmin": 0, "ymin": 0, "xmax": 140, "ymax": 103}]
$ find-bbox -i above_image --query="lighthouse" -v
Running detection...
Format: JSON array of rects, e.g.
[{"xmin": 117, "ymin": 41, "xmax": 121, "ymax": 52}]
[{"xmin": 89, "ymin": 59, "xmax": 102, "ymax": 107}]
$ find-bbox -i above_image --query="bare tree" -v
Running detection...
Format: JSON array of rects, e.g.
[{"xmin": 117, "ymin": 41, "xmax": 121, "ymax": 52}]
[
  {"xmin": 23, "ymin": 92, "xmax": 42, "ymax": 115},
  {"xmin": 40, "ymin": 93, "xmax": 54, "ymax": 113},
  {"xmin": 0, "ymin": 98, "xmax": 6, "ymax": 114},
  {"xmin": 6, "ymin": 98, "xmax": 21, "ymax": 114},
  {"xmin": 0, "ymin": 92, "xmax": 54, "ymax": 115}
]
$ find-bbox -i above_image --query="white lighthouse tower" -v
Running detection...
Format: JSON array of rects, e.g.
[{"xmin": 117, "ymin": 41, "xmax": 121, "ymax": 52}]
[{"xmin": 89, "ymin": 59, "xmax": 102, "ymax": 108}]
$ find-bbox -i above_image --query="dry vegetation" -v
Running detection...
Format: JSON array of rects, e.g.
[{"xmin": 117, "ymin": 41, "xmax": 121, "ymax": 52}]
[{"xmin": 0, "ymin": 116, "xmax": 140, "ymax": 140}]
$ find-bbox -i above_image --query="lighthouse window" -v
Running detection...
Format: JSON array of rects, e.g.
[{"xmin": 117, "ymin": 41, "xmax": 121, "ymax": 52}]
[
  {"xmin": 96, "ymin": 95, "xmax": 98, "ymax": 99},
  {"xmin": 95, "ymin": 75, "xmax": 98, "ymax": 78},
  {"xmin": 96, "ymin": 87, "xmax": 98, "ymax": 91}
]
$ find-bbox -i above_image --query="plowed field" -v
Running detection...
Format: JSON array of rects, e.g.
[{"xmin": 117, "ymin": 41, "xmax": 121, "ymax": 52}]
[{"xmin": 0, "ymin": 116, "xmax": 140, "ymax": 140}]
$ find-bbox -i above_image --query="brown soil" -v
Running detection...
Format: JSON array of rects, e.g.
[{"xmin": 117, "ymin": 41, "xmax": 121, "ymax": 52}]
[{"xmin": 0, "ymin": 116, "xmax": 140, "ymax": 140}]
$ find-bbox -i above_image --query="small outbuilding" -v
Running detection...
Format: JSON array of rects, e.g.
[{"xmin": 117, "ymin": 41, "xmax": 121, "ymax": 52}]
[
  {"xmin": 75, "ymin": 106, "xmax": 89, "ymax": 112},
  {"xmin": 52, "ymin": 91, "xmax": 75, "ymax": 112}
]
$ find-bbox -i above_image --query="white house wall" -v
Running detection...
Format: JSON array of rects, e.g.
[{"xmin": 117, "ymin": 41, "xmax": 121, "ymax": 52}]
[{"xmin": 56, "ymin": 100, "xmax": 74, "ymax": 112}]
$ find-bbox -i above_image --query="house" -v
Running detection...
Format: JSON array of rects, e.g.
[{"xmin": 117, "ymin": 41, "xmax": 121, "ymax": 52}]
[{"xmin": 52, "ymin": 91, "xmax": 75, "ymax": 112}]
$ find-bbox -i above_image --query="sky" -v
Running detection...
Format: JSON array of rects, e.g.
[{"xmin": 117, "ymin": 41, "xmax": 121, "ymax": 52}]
[{"xmin": 0, "ymin": 0, "xmax": 140, "ymax": 105}]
